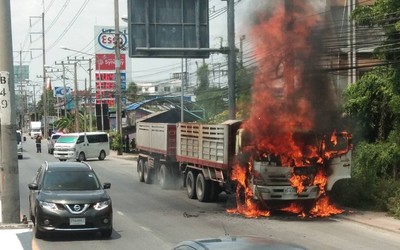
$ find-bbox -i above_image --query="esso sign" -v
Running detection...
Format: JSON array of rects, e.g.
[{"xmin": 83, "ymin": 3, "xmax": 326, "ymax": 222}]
[{"xmin": 98, "ymin": 29, "xmax": 128, "ymax": 50}]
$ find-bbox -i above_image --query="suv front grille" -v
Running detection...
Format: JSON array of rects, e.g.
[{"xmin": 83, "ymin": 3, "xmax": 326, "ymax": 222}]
[{"xmin": 64, "ymin": 204, "xmax": 90, "ymax": 214}]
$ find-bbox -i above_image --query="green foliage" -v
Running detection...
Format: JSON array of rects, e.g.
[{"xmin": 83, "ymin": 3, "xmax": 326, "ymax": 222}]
[
  {"xmin": 332, "ymin": 142, "xmax": 400, "ymax": 211},
  {"xmin": 388, "ymin": 188, "xmax": 400, "ymax": 219},
  {"xmin": 343, "ymin": 67, "xmax": 394, "ymax": 142},
  {"xmin": 109, "ymin": 132, "xmax": 123, "ymax": 151},
  {"xmin": 352, "ymin": 0, "xmax": 400, "ymax": 63},
  {"xmin": 126, "ymin": 82, "xmax": 139, "ymax": 103},
  {"xmin": 235, "ymin": 66, "xmax": 253, "ymax": 119},
  {"xmin": 196, "ymin": 63, "xmax": 210, "ymax": 92},
  {"xmin": 195, "ymin": 87, "xmax": 226, "ymax": 121},
  {"xmin": 53, "ymin": 113, "xmax": 87, "ymax": 132}
]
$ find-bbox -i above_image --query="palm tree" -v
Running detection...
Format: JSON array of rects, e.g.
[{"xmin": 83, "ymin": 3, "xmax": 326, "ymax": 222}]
[{"xmin": 54, "ymin": 113, "xmax": 86, "ymax": 132}]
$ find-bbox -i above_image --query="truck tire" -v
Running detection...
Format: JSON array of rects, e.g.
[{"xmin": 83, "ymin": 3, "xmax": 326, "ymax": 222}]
[
  {"xmin": 210, "ymin": 182, "xmax": 221, "ymax": 202},
  {"xmin": 138, "ymin": 159, "xmax": 145, "ymax": 182},
  {"xmin": 186, "ymin": 171, "xmax": 197, "ymax": 199},
  {"xmin": 144, "ymin": 161, "xmax": 153, "ymax": 184},
  {"xmin": 159, "ymin": 164, "xmax": 170, "ymax": 189},
  {"xmin": 196, "ymin": 173, "xmax": 212, "ymax": 202}
]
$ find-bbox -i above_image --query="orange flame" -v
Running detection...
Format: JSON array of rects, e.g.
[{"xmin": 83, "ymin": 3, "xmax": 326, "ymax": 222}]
[
  {"xmin": 310, "ymin": 196, "xmax": 344, "ymax": 217},
  {"xmin": 226, "ymin": 1, "xmax": 348, "ymax": 219}
]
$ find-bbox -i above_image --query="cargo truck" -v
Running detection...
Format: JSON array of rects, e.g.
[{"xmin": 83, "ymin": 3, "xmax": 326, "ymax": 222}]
[
  {"xmin": 29, "ymin": 121, "xmax": 42, "ymax": 139},
  {"xmin": 135, "ymin": 120, "xmax": 352, "ymax": 205}
]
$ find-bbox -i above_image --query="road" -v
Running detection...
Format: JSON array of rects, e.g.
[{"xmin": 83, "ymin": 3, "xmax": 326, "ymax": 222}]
[{"xmin": 17, "ymin": 137, "xmax": 400, "ymax": 250}]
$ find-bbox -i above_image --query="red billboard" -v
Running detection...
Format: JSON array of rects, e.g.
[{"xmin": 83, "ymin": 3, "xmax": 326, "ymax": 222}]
[{"xmin": 95, "ymin": 54, "xmax": 126, "ymax": 70}]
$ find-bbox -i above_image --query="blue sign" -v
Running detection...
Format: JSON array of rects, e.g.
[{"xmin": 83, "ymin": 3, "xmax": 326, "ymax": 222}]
[
  {"xmin": 54, "ymin": 87, "xmax": 72, "ymax": 97},
  {"xmin": 121, "ymin": 72, "xmax": 126, "ymax": 91}
]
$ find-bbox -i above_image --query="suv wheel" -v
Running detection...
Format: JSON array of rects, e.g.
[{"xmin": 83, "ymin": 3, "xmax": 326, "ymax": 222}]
[
  {"xmin": 33, "ymin": 215, "xmax": 44, "ymax": 239},
  {"xmin": 100, "ymin": 228, "xmax": 112, "ymax": 238}
]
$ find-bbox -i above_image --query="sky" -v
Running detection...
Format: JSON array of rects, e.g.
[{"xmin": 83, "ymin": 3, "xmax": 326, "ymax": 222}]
[{"xmin": 10, "ymin": 0, "xmax": 257, "ymax": 94}]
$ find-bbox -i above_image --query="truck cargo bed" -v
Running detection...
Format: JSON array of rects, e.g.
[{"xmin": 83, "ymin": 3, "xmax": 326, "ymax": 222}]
[
  {"xmin": 136, "ymin": 122, "xmax": 176, "ymax": 157},
  {"xmin": 176, "ymin": 123, "xmax": 230, "ymax": 169}
]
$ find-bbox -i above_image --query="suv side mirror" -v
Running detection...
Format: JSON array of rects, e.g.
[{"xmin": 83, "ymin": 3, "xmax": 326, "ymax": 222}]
[
  {"xmin": 28, "ymin": 183, "xmax": 39, "ymax": 190},
  {"xmin": 103, "ymin": 183, "xmax": 111, "ymax": 189}
]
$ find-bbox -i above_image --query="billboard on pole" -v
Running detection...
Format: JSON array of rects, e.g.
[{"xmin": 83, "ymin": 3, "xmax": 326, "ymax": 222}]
[{"xmin": 127, "ymin": 0, "xmax": 210, "ymax": 58}]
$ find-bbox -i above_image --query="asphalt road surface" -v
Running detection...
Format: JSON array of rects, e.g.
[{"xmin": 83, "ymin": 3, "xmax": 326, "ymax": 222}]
[{"xmin": 16, "ymin": 137, "xmax": 400, "ymax": 250}]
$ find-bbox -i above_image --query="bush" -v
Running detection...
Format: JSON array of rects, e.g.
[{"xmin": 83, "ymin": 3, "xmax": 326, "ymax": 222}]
[
  {"xmin": 110, "ymin": 132, "xmax": 123, "ymax": 151},
  {"xmin": 388, "ymin": 188, "xmax": 400, "ymax": 219},
  {"xmin": 331, "ymin": 141, "xmax": 400, "ymax": 213}
]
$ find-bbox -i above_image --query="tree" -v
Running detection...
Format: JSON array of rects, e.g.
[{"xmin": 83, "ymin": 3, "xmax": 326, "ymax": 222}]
[
  {"xmin": 337, "ymin": 1, "xmax": 400, "ymax": 215},
  {"xmin": 343, "ymin": 67, "xmax": 394, "ymax": 142},
  {"xmin": 125, "ymin": 82, "xmax": 139, "ymax": 103},
  {"xmin": 235, "ymin": 66, "xmax": 254, "ymax": 120},
  {"xmin": 196, "ymin": 62, "xmax": 210, "ymax": 93},
  {"xmin": 54, "ymin": 112, "xmax": 86, "ymax": 132},
  {"xmin": 194, "ymin": 62, "xmax": 223, "ymax": 120}
]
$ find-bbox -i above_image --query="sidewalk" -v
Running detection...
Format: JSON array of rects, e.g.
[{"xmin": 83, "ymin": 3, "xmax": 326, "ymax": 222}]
[
  {"xmin": 108, "ymin": 149, "xmax": 138, "ymax": 161},
  {"xmin": 0, "ymin": 223, "xmax": 32, "ymax": 250},
  {"xmin": 338, "ymin": 210, "xmax": 400, "ymax": 234}
]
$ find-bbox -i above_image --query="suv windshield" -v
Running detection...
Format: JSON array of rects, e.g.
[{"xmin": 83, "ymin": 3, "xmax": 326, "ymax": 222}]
[{"xmin": 43, "ymin": 171, "xmax": 100, "ymax": 190}]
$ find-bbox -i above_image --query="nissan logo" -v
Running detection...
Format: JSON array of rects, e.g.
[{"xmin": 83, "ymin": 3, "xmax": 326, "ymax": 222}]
[{"xmin": 73, "ymin": 204, "xmax": 81, "ymax": 211}]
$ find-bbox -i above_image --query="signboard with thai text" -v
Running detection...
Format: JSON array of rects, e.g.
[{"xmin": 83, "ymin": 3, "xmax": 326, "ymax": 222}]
[{"xmin": 95, "ymin": 54, "xmax": 126, "ymax": 71}]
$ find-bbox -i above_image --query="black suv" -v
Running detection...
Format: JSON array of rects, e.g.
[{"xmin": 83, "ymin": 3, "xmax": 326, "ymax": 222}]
[{"xmin": 28, "ymin": 161, "xmax": 113, "ymax": 238}]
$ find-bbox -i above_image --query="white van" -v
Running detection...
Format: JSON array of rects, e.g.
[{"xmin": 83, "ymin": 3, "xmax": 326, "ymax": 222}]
[
  {"xmin": 16, "ymin": 130, "xmax": 26, "ymax": 159},
  {"xmin": 53, "ymin": 132, "xmax": 110, "ymax": 162}
]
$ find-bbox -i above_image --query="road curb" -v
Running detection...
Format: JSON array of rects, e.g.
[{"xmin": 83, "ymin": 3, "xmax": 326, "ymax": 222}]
[{"xmin": 0, "ymin": 223, "xmax": 31, "ymax": 230}]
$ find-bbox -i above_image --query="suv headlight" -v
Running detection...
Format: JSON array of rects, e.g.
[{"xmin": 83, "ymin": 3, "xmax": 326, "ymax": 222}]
[
  {"xmin": 94, "ymin": 200, "xmax": 111, "ymax": 210},
  {"xmin": 39, "ymin": 201, "xmax": 58, "ymax": 211}
]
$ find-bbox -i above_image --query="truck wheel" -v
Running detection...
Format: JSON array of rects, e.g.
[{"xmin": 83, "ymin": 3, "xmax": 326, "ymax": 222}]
[
  {"xmin": 159, "ymin": 164, "xmax": 170, "ymax": 189},
  {"xmin": 196, "ymin": 173, "xmax": 212, "ymax": 202},
  {"xmin": 210, "ymin": 182, "xmax": 221, "ymax": 202},
  {"xmin": 138, "ymin": 159, "xmax": 145, "ymax": 182},
  {"xmin": 144, "ymin": 161, "xmax": 153, "ymax": 184},
  {"xmin": 186, "ymin": 171, "xmax": 197, "ymax": 199}
]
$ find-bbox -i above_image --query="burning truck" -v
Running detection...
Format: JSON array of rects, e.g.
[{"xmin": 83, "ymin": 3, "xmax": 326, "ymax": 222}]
[
  {"xmin": 136, "ymin": 1, "xmax": 353, "ymax": 218},
  {"xmin": 135, "ymin": 120, "xmax": 352, "ymax": 217}
]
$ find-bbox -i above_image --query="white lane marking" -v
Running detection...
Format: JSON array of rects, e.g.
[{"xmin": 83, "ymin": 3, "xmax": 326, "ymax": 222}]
[{"xmin": 140, "ymin": 226, "xmax": 152, "ymax": 232}]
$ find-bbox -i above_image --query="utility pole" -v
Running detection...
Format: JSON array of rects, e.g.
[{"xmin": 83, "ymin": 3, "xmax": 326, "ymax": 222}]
[
  {"xmin": 240, "ymin": 35, "xmax": 246, "ymax": 68},
  {"xmin": 74, "ymin": 62, "xmax": 79, "ymax": 132},
  {"xmin": 114, "ymin": 0, "xmax": 123, "ymax": 155},
  {"xmin": 42, "ymin": 11, "xmax": 48, "ymax": 139},
  {"xmin": 64, "ymin": 57, "xmax": 93, "ymax": 131},
  {"xmin": 227, "ymin": 0, "xmax": 236, "ymax": 119},
  {"xmin": 0, "ymin": 0, "xmax": 20, "ymax": 223},
  {"xmin": 54, "ymin": 61, "xmax": 68, "ymax": 117},
  {"xmin": 15, "ymin": 49, "xmax": 29, "ymax": 131}
]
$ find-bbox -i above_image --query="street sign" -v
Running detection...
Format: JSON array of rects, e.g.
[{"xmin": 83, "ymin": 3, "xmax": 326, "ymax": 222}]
[{"xmin": 127, "ymin": 0, "xmax": 210, "ymax": 58}]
